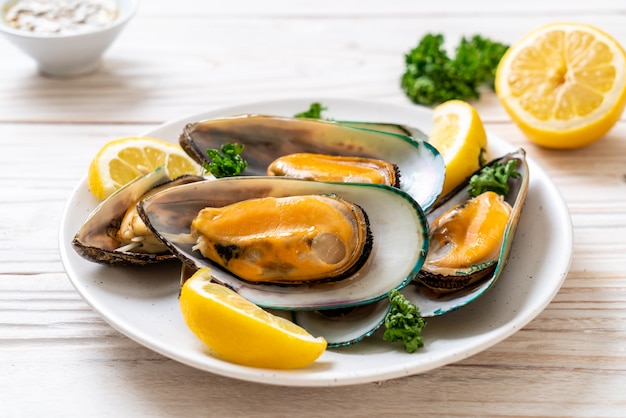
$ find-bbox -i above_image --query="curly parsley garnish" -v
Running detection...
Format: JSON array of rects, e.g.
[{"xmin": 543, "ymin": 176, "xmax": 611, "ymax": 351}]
[
  {"xmin": 202, "ymin": 142, "xmax": 248, "ymax": 178},
  {"xmin": 468, "ymin": 159, "xmax": 520, "ymax": 198},
  {"xmin": 294, "ymin": 102, "xmax": 328, "ymax": 119},
  {"xmin": 401, "ymin": 33, "xmax": 509, "ymax": 106},
  {"xmin": 383, "ymin": 289, "xmax": 427, "ymax": 353}
]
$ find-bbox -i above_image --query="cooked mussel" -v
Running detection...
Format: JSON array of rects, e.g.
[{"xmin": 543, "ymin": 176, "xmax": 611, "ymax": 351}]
[
  {"xmin": 416, "ymin": 191, "xmax": 512, "ymax": 293},
  {"xmin": 190, "ymin": 194, "xmax": 372, "ymax": 284},
  {"xmin": 72, "ymin": 168, "xmax": 204, "ymax": 265},
  {"xmin": 405, "ymin": 149, "xmax": 529, "ymax": 315},
  {"xmin": 138, "ymin": 176, "xmax": 429, "ymax": 310},
  {"xmin": 266, "ymin": 153, "xmax": 400, "ymax": 187},
  {"xmin": 178, "ymin": 114, "xmax": 444, "ymax": 211}
]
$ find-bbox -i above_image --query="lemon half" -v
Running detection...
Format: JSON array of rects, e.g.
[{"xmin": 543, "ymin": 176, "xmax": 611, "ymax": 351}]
[{"xmin": 496, "ymin": 22, "xmax": 626, "ymax": 149}]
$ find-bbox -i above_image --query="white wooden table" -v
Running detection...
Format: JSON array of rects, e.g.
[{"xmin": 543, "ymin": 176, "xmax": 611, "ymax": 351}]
[{"xmin": 2, "ymin": 1, "xmax": 626, "ymax": 416}]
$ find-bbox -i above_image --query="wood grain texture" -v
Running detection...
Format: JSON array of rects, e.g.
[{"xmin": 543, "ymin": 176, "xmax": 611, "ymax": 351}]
[{"xmin": 1, "ymin": 1, "xmax": 626, "ymax": 416}]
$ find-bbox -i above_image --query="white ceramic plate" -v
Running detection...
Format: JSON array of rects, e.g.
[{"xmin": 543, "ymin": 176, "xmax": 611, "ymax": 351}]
[{"xmin": 59, "ymin": 98, "xmax": 573, "ymax": 387}]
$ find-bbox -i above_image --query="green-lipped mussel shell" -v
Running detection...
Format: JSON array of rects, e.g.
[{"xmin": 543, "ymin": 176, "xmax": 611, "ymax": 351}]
[
  {"xmin": 178, "ymin": 114, "xmax": 444, "ymax": 212},
  {"xmin": 406, "ymin": 148, "xmax": 529, "ymax": 316},
  {"xmin": 138, "ymin": 176, "xmax": 429, "ymax": 311}
]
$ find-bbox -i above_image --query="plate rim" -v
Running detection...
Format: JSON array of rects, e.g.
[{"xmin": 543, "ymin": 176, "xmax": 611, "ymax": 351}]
[{"xmin": 58, "ymin": 97, "xmax": 573, "ymax": 387}]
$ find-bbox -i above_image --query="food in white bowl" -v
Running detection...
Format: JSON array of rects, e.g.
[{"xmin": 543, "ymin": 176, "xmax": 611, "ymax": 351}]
[{"xmin": 0, "ymin": 0, "xmax": 138, "ymax": 77}]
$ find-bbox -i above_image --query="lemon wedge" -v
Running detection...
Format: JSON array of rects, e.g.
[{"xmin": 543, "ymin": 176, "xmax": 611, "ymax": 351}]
[
  {"xmin": 87, "ymin": 136, "xmax": 202, "ymax": 200},
  {"xmin": 429, "ymin": 100, "xmax": 488, "ymax": 197},
  {"xmin": 495, "ymin": 22, "xmax": 626, "ymax": 149},
  {"xmin": 179, "ymin": 268, "xmax": 328, "ymax": 369}
]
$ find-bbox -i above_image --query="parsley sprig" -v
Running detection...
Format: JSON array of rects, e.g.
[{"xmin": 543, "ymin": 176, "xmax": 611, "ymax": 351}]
[
  {"xmin": 294, "ymin": 102, "xmax": 328, "ymax": 119},
  {"xmin": 401, "ymin": 33, "xmax": 509, "ymax": 106},
  {"xmin": 468, "ymin": 159, "xmax": 520, "ymax": 198},
  {"xmin": 383, "ymin": 289, "xmax": 427, "ymax": 353},
  {"xmin": 202, "ymin": 142, "xmax": 248, "ymax": 178}
]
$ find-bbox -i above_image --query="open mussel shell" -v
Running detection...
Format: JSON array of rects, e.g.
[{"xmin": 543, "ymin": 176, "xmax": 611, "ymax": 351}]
[
  {"xmin": 71, "ymin": 168, "xmax": 204, "ymax": 266},
  {"xmin": 178, "ymin": 114, "xmax": 444, "ymax": 212},
  {"xmin": 138, "ymin": 176, "xmax": 429, "ymax": 310},
  {"xmin": 337, "ymin": 121, "xmax": 428, "ymax": 140},
  {"xmin": 292, "ymin": 300, "xmax": 391, "ymax": 348},
  {"xmin": 405, "ymin": 148, "xmax": 530, "ymax": 317}
]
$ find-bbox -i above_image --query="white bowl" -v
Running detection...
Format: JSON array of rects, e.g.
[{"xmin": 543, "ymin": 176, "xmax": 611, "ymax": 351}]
[{"xmin": 0, "ymin": 0, "xmax": 138, "ymax": 77}]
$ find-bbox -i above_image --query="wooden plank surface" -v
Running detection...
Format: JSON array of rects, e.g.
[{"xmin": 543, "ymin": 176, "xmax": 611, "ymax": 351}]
[{"xmin": 1, "ymin": 1, "xmax": 626, "ymax": 416}]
